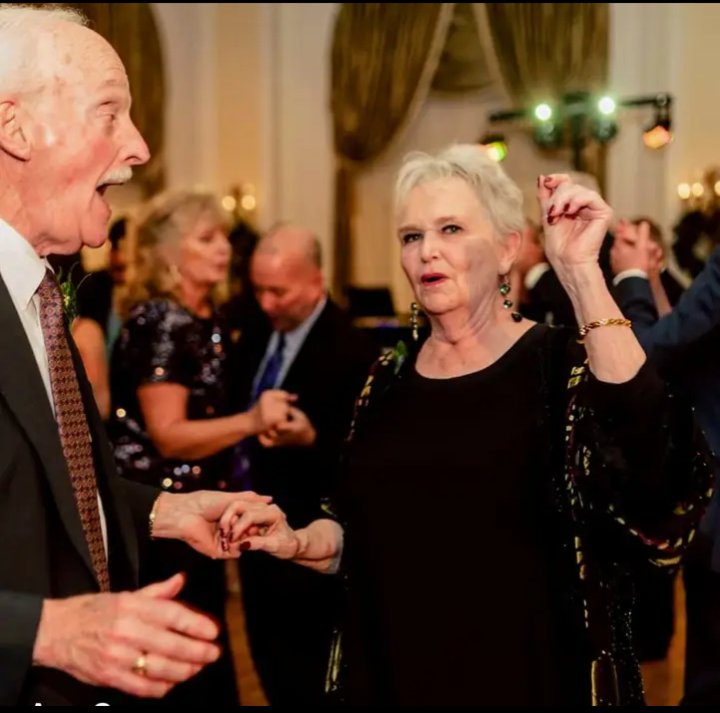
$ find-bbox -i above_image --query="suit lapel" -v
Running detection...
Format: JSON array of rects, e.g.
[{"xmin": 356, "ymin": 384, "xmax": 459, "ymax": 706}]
[
  {"xmin": 280, "ymin": 302, "xmax": 332, "ymax": 391},
  {"xmin": 0, "ymin": 275, "xmax": 96, "ymax": 583}
]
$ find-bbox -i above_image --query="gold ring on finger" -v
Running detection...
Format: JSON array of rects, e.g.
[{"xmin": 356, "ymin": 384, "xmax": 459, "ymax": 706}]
[{"xmin": 132, "ymin": 652, "xmax": 148, "ymax": 677}]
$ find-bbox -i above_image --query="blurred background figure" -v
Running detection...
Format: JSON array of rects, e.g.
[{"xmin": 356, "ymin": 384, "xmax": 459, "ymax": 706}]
[
  {"xmin": 230, "ymin": 222, "xmax": 379, "ymax": 705},
  {"xmin": 107, "ymin": 190, "xmax": 292, "ymax": 705},
  {"xmin": 221, "ymin": 218, "xmax": 267, "ymax": 345},
  {"xmin": 68, "ymin": 217, "xmax": 130, "ymax": 420},
  {"xmin": 617, "ymin": 217, "xmax": 685, "ymax": 317}
]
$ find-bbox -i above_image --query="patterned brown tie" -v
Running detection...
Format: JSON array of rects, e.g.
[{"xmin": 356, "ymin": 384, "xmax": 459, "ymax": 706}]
[{"xmin": 37, "ymin": 269, "xmax": 110, "ymax": 591}]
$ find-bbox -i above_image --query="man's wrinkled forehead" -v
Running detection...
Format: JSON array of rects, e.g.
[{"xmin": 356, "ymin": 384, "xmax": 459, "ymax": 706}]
[{"xmin": 35, "ymin": 21, "xmax": 128, "ymax": 90}]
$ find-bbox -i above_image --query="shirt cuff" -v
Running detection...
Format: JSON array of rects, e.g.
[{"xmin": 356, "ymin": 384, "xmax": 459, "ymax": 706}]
[
  {"xmin": 613, "ymin": 269, "xmax": 649, "ymax": 286},
  {"xmin": 524, "ymin": 262, "xmax": 551, "ymax": 290}
]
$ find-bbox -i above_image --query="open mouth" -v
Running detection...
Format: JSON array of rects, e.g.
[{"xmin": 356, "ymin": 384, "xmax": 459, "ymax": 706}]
[{"xmin": 421, "ymin": 273, "xmax": 447, "ymax": 286}]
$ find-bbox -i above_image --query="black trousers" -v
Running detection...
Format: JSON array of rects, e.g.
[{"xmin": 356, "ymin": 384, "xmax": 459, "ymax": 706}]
[
  {"xmin": 139, "ymin": 540, "xmax": 239, "ymax": 706},
  {"xmin": 240, "ymin": 552, "xmax": 341, "ymax": 705},
  {"xmin": 682, "ymin": 533, "xmax": 720, "ymax": 706}
]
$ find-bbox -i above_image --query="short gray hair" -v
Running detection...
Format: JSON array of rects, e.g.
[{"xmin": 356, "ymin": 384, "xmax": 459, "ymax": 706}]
[
  {"xmin": 0, "ymin": 4, "xmax": 88, "ymax": 95},
  {"xmin": 395, "ymin": 144, "xmax": 525, "ymax": 242}
]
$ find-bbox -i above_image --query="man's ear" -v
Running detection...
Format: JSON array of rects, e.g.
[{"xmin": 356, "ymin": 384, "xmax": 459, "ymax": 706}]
[{"xmin": 0, "ymin": 100, "xmax": 31, "ymax": 161}]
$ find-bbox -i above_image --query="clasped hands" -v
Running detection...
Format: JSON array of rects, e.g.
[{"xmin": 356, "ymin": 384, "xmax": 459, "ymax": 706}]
[{"xmin": 250, "ymin": 389, "xmax": 317, "ymax": 448}]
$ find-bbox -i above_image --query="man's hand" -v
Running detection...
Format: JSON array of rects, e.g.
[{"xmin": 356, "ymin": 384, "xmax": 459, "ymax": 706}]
[
  {"xmin": 151, "ymin": 490, "xmax": 273, "ymax": 558},
  {"xmin": 32, "ymin": 574, "xmax": 220, "ymax": 699},
  {"xmin": 258, "ymin": 406, "xmax": 317, "ymax": 449},
  {"xmin": 610, "ymin": 219, "xmax": 653, "ymax": 275},
  {"xmin": 249, "ymin": 389, "xmax": 296, "ymax": 435}
]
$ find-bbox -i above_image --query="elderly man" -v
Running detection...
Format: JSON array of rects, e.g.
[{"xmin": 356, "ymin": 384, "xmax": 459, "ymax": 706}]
[
  {"xmin": 229, "ymin": 223, "xmax": 379, "ymax": 704},
  {"xmin": 0, "ymin": 5, "xmax": 265, "ymax": 706}
]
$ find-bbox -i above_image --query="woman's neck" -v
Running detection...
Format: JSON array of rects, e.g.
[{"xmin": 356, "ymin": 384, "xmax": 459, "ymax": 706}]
[
  {"xmin": 417, "ymin": 304, "xmax": 534, "ymax": 378},
  {"xmin": 178, "ymin": 280, "xmax": 212, "ymax": 318}
]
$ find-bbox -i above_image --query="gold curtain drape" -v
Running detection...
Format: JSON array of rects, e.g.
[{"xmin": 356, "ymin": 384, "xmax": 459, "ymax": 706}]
[
  {"xmin": 57, "ymin": 3, "xmax": 166, "ymax": 196},
  {"xmin": 482, "ymin": 3, "xmax": 609, "ymax": 104},
  {"xmin": 331, "ymin": 3, "xmax": 455, "ymax": 299},
  {"xmin": 432, "ymin": 3, "xmax": 492, "ymax": 94}
]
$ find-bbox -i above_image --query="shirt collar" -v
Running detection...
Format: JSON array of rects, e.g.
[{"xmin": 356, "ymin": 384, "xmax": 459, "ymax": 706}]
[
  {"xmin": 0, "ymin": 218, "xmax": 49, "ymax": 310},
  {"xmin": 282, "ymin": 294, "xmax": 327, "ymax": 351}
]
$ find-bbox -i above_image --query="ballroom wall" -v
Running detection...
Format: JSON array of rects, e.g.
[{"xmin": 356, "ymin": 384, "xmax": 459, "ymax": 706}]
[{"xmin": 145, "ymin": 3, "xmax": 720, "ymax": 299}]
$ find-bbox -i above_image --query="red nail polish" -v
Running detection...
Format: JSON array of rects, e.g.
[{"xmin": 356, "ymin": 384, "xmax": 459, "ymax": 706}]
[{"xmin": 240, "ymin": 542, "xmax": 251, "ymax": 552}]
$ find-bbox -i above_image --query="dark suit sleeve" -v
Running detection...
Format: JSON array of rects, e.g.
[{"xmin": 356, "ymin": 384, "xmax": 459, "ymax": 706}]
[
  {"xmin": 0, "ymin": 592, "xmax": 43, "ymax": 705},
  {"xmin": 117, "ymin": 480, "xmax": 160, "ymax": 548},
  {"xmin": 615, "ymin": 248, "xmax": 720, "ymax": 367}
]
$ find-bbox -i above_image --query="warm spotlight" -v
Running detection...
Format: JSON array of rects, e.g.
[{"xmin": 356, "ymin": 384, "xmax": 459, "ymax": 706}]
[
  {"xmin": 643, "ymin": 98, "xmax": 673, "ymax": 150},
  {"xmin": 642, "ymin": 118, "xmax": 673, "ymax": 149}
]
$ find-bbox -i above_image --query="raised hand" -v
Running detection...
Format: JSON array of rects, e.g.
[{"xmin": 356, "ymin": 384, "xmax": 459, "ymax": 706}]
[
  {"xmin": 538, "ymin": 174, "xmax": 613, "ymax": 272},
  {"xmin": 610, "ymin": 219, "xmax": 653, "ymax": 276}
]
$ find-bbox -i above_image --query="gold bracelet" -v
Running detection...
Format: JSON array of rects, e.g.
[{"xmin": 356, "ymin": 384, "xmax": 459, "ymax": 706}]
[
  {"xmin": 149, "ymin": 495, "xmax": 162, "ymax": 540},
  {"xmin": 578, "ymin": 318, "xmax": 632, "ymax": 342}
]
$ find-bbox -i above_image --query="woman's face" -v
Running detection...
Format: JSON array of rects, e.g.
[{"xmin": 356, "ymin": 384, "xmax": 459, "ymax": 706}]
[
  {"xmin": 398, "ymin": 177, "xmax": 516, "ymax": 319},
  {"xmin": 178, "ymin": 215, "xmax": 232, "ymax": 289}
]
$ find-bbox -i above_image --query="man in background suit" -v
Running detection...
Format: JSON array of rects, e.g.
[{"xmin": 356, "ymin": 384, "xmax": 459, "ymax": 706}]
[
  {"xmin": 0, "ymin": 6, "xmax": 267, "ymax": 705},
  {"xmin": 612, "ymin": 224, "xmax": 720, "ymax": 704},
  {"xmin": 232, "ymin": 224, "xmax": 379, "ymax": 704}
]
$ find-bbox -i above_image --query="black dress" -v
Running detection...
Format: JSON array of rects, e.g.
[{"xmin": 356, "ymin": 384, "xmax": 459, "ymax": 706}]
[
  {"xmin": 338, "ymin": 325, "xmax": 586, "ymax": 705},
  {"xmin": 108, "ymin": 297, "xmax": 239, "ymax": 705},
  {"xmin": 109, "ymin": 298, "xmax": 233, "ymax": 492}
]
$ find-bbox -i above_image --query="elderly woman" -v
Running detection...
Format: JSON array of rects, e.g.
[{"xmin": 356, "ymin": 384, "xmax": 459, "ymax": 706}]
[
  {"xmin": 220, "ymin": 146, "xmax": 710, "ymax": 706},
  {"xmin": 108, "ymin": 190, "xmax": 292, "ymax": 704}
]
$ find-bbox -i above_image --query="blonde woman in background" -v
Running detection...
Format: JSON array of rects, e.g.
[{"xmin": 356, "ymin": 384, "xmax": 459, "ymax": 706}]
[{"xmin": 108, "ymin": 190, "xmax": 293, "ymax": 704}]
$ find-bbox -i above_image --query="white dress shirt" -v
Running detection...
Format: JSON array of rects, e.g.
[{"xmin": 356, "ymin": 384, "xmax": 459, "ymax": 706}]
[
  {"xmin": 613, "ymin": 268, "xmax": 650, "ymax": 286},
  {"xmin": 252, "ymin": 295, "xmax": 328, "ymax": 392},
  {"xmin": 0, "ymin": 218, "xmax": 108, "ymax": 555},
  {"xmin": 524, "ymin": 261, "xmax": 552, "ymax": 291}
]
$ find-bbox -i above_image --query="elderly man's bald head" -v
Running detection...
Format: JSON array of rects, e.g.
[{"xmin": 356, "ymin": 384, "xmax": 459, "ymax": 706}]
[
  {"xmin": 251, "ymin": 223, "xmax": 326, "ymax": 332},
  {"xmin": 0, "ymin": 5, "xmax": 88, "ymax": 96},
  {"xmin": 0, "ymin": 5, "xmax": 149, "ymax": 255},
  {"xmin": 255, "ymin": 223, "xmax": 323, "ymax": 271}
]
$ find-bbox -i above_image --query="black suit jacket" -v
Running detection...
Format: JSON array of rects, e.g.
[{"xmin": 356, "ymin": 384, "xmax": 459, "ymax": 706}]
[
  {"xmin": 234, "ymin": 300, "xmax": 379, "ymax": 529},
  {"xmin": 614, "ymin": 248, "xmax": 720, "ymax": 568},
  {"xmin": 0, "ymin": 275, "xmax": 157, "ymax": 705}
]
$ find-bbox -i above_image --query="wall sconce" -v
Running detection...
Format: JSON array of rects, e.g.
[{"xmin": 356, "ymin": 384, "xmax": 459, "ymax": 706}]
[{"xmin": 222, "ymin": 184, "xmax": 258, "ymax": 223}]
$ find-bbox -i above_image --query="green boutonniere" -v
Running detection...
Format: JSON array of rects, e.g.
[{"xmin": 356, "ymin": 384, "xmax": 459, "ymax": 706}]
[
  {"xmin": 388, "ymin": 339, "xmax": 408, "ymax": 375},
  {"xmin": 56, "ymin": 263, "xmax": 88, "ymax": 324}
]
